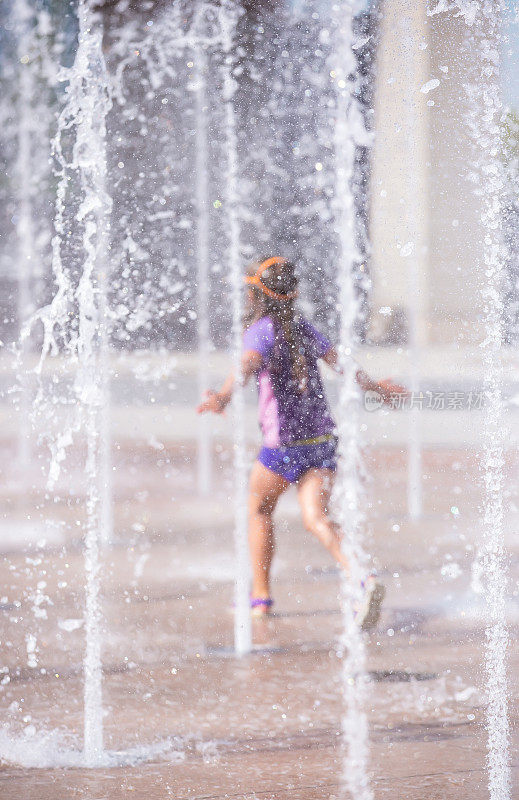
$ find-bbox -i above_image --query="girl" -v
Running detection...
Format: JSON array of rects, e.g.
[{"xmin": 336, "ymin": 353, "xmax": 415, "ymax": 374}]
[{"xmin": 197, "ymin": 256, "xmax": 402, "ymax": 628}]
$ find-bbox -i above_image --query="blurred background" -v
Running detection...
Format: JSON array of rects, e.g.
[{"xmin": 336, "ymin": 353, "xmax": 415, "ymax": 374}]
[
  {"xmin": 0, "ymin": 0, "xmax": 517, "ymax": 348},
  {"xmin": 0, "ymin": 0, "xmax": 517, "ymax": 456}
]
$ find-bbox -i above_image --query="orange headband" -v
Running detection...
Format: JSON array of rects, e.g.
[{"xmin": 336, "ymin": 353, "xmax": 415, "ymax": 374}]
[{"xmin": 244, "ymin": 257, "xmax": 298, "ymax": 301}]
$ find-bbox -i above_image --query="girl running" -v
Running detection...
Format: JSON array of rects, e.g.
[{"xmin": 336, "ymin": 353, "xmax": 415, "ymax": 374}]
[{"xmin": 197, "ymin": 257, "xmax": 403, "ymax": 627}]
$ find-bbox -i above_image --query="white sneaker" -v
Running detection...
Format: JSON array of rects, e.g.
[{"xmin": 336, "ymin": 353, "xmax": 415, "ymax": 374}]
[{"xmin": 354, "ymin": 576, "xmax": 385, "ymax": 631}]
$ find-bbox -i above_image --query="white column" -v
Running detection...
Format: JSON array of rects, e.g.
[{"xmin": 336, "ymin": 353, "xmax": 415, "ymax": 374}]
[
  {"xmin": 371, "ymin": 0, "xmax": 430, "ymax": 518},
  {"xmin": 369, "ymin": 0, "xmax": 430, "ymax": 346}
]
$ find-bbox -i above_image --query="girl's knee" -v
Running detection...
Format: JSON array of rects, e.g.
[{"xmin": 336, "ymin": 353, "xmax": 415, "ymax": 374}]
[
  {"xmin": 303, "ymin": 510, "xmax": 335, "ymax": 547},
  {"xmin": 249, "ymin": 493, "xmax": 276, "ymax": 517},
  {"xmin": 302, "ymin": 508, "xmax": 324, "ymax": 534}
]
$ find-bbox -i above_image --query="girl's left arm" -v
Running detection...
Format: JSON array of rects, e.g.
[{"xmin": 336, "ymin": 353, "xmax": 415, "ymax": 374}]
[
  {"xmin": 196, "ymin": 349, "xmax": 263, "ymax": 414},
  {"xmin": 322, "ymin": 347, "xmax": 406, "ymax": 405}
]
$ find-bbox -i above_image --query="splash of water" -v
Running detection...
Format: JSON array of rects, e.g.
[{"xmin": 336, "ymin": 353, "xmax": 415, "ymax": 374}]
[
  {"xmin": 0, "ymin": 724, "xmax": 185, "ymax": 769},
  {"xmin": 220, "ymin": 0, "xmax": 251, "ymax": 656},
  {"xmin": 26, "ymin": 0, "xmax": 113, "ymax": 766},
  {"xmin": 11, "ymin": 1, "xmax": 57, "ymax": 470},
  {"xmin": 329, "ymin": 3, "xmax": 373, "ymax": 798},
  {"xmin": 472, "ymin": 7, "xmax": 511, "ymax": 799},
  {"xmin": 424, "ymin": 9, "xmax": 512, "ymax": 796},
  {"xmin": 449, "ymin": 2, "xmax": 511, "ymax": 797},
  {"xmin": 7, "ymin": 1, "xmax": 55, "ymax": 679},
  {"xmin": 13, "ymin": 1, "xmax": 35, "ymax": 471},
  {"xmin": 106, "ymin": 1, "xmax": 222, "ymax": 353},
  {"xmin": 68, "ymin": 0, "xmax": 112, "ymax": 764},
  {"xmin": 428, "ymin": 0, "xmax": 480, "ymax": 26},
  {"xmin": 193, "ymin": 34, "xmax": 212, "ymax": 497},
  {"xmin": 106, "ymin": 0, "xmax": 242, "ymax": 516}
]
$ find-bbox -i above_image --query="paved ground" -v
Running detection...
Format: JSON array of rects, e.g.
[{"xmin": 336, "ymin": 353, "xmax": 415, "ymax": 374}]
[{"xmin": 0, "ymin": 430, "xmax": 518, "ymax": 798}]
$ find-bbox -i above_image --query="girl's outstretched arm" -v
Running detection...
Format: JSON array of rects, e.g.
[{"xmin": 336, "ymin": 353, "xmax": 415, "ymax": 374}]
[
  {"xmin": 321, "ymin": 347, "xmax": 406, "ymax": 405},
  {"xmin": 196, "ymin": 349, "xmax": 263, "ymax": 415}
]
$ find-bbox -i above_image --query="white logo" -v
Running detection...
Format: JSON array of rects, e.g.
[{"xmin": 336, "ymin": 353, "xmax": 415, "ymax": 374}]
[{"xmin": 364, "ymin": 390, "xmax": 383, "ymax": 412}]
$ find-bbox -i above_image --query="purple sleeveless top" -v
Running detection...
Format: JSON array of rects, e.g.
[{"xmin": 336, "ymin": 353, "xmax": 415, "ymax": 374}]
[{"xmin": 242, "ymin": 315, "xmax": 336, "ymax": 447}]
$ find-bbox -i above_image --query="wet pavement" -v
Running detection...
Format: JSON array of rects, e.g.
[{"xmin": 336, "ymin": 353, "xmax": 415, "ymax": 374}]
[{"xmin": 0, "ymin": 437, "xmax": 518, "ymax": 799}]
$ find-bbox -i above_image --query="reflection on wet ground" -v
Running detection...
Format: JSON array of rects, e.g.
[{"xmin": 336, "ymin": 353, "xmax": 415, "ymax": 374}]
[{"xmin": 0, "ymin": 441, "xmax": 517, "ymax": 798}]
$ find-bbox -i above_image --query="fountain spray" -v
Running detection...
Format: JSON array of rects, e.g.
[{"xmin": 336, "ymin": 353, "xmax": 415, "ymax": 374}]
[
  {"xmin": 193, "ymin": 44, "xmax": 213, "ymax": 497},
  {"xmin": 427, "ymin": 1, "xmax": 513, "ymax": 795},
  {"xmin": 13, "ymin": 0, "xmax": 40, "ymax": 471},
  {"xmin": 27, "ymin": 0, "xmax": 113, "ymax": 765},
  {"xmin": 219, "ymin": 0, "xmax": 252, "ymax": 656},
  {"xmin": 471, "ymin": 5, "xmax": 511, "ymax": 799},
  {"xmin": 68, "ymin": 0, "xmax": 112, "ymax": 763},
  {"xmin": 329, "ymin": 3, "xmax": 373, "ymax": 798}
]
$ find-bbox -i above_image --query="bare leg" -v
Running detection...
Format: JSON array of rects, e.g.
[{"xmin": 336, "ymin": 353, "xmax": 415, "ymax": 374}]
[
  {"xmin": 297, "ymin": 468, "xmax": 384, "ymax": 630},
  {"xmin": 248, "ymin": 460, "xmax": 289, "ymax": 601},
  {"xmin": 297, "ymin": 468, "xmax": 350, "ymax": 575}
]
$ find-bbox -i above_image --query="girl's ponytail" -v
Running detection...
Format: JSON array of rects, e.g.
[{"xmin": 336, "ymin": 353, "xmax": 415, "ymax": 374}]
[{"xmin": 277, "ymin": 302, "xmax": 308, "ymax": 392}]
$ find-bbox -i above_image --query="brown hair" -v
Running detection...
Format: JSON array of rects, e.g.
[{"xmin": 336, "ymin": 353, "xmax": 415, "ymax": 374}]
[{"xmin": 244, "ymin": 257, "xmax": 308, "ymax": 392}]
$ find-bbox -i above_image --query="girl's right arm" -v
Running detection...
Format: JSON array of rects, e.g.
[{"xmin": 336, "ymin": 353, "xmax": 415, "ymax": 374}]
[
  {"xmin": 322, "ymin": 347, "xmax": 377, "ymax": 390},
  {"xmin": 322, "ymin": 347, "xmax": 407, "ymax": 405},
  {"xmin": 196, "ymin": 349, "xmax": 263, "ymax": 415}
]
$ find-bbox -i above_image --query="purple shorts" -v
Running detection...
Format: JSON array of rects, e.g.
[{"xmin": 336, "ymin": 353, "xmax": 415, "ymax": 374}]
[{"xmin": 258, "ymin": 437, "xmax": 337, "ymax": 483}]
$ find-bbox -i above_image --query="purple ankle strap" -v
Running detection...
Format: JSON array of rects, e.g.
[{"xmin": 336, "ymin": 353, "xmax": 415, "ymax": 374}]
[{"xmin": 250, "ymin": 597, "xmax": 273, "ymax": 608}]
